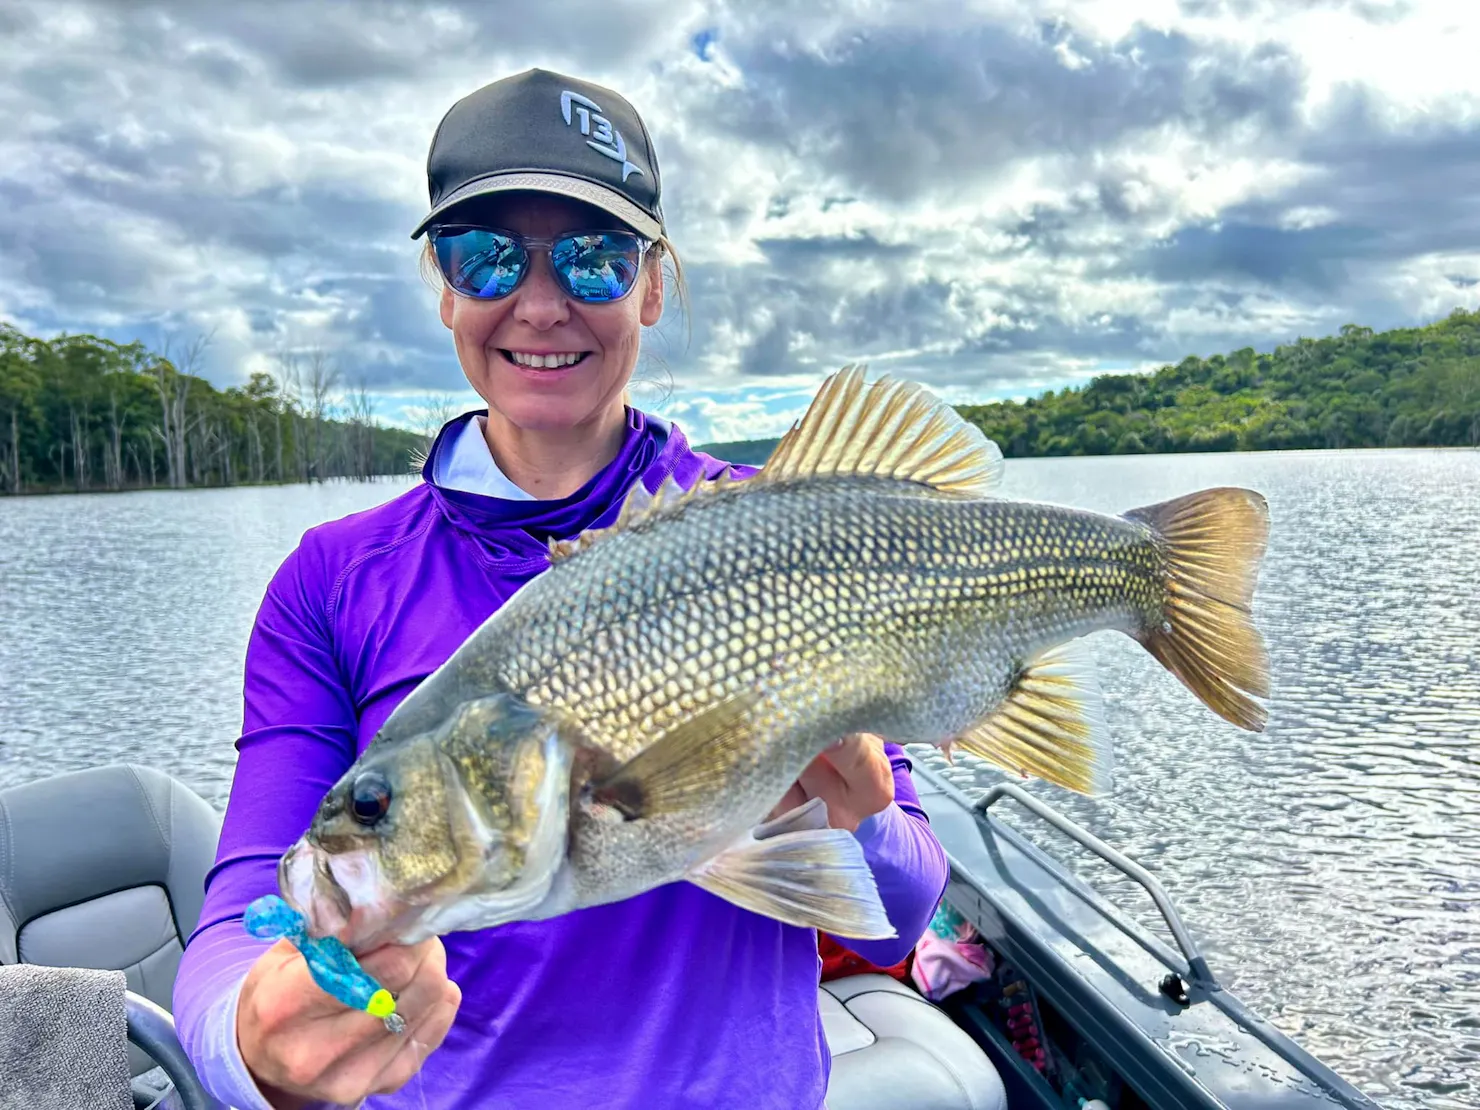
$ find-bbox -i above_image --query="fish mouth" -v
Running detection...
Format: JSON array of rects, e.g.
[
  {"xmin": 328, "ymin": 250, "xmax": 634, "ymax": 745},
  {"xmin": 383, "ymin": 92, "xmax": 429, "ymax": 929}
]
[{"xmin": 279, "ymin": 838, "xmax": 414, "ymax": 949}]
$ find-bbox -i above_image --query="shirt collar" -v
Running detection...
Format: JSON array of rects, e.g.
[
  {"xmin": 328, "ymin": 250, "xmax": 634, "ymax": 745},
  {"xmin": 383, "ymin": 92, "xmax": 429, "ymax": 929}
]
[{"xmin": 431, "ymin": 414, "xmax": 536, "ymax": 501}]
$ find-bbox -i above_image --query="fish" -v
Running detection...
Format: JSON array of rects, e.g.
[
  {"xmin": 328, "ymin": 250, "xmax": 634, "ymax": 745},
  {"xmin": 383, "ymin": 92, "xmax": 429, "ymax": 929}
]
[{"xmin": 279, "ymin": 365, "xmax": 1271, "ymax": 952}]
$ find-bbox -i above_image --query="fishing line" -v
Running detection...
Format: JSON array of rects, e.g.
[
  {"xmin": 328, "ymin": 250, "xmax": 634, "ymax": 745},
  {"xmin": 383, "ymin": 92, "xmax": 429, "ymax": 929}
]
[{"xmin": 407, "ymin": 1030, "xmax": 432, "ymax": 1110}]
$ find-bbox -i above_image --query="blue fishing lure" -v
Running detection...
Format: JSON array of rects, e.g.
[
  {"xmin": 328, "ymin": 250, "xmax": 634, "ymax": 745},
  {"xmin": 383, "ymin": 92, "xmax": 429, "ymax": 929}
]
[{"xmin": 243, "ymin": 894, "xmax": 405, "ymax": 1034}]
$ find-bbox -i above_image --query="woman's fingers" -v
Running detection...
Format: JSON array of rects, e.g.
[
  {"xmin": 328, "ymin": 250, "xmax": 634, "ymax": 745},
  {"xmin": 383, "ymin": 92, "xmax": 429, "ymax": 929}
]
[
  {"xmin": 816, "ymin": 734, "xmax": 879, "ymax": 774},
  {"xmin": 237, "ymin": 934, "xmax": 461, "ymax": 1105},
  {"xmin": 765, "ymin": 779, "xmax": 808, "ymax": 821},
  {"xmin": 768, "ymin": 734, "xmax": 895, "ymax": 831},
  {"xmin": 797, "ymin": 733, "xmax": 894, "ymax": 832},
  {"xmin": 287, "ymin": 937, "xmax": 462, "ymax": 1102},
  {"xmin": 358, "ymin": 934, "xmax": 444, "ymax": 994},
  {"xmin": 367, "ymin": 975, "xmax": 463, "ymax": 1095}
]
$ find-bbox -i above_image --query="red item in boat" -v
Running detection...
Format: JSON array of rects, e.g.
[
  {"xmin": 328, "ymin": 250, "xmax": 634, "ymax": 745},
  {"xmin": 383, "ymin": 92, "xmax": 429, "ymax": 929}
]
[{"xmin": 818, "ymin": 934, "xmax": 913, "ymax": 984}]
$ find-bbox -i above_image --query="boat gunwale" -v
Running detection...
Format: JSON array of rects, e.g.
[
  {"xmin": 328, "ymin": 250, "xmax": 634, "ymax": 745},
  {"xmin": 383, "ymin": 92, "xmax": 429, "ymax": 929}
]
[{"xmin": 911, "ymin": 762, "xmax": 1385, "ymax": 1110}]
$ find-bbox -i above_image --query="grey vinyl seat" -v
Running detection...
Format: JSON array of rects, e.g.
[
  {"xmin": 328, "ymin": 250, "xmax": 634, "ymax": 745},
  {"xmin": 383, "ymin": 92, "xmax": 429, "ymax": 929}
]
[
  {"xmin": 0, "ymin": 763, "xmax": 221, "ymax": 1086},
  {"xmin": 822, "ymin": 973, "xmax": 1008, "ymax": 1110}
]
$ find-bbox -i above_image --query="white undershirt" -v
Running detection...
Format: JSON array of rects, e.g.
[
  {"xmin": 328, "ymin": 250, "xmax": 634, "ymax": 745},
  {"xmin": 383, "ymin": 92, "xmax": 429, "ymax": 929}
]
[{"xmin": 432, "ymin": 414, "xmax": 536, "ymax": 501}]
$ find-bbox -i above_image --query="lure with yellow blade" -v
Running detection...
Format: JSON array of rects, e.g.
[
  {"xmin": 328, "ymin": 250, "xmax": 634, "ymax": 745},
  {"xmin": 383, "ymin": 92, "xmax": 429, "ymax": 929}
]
[{"xmin": 244, "ymin": 894, "xmax": 405, "ymax": 1034}]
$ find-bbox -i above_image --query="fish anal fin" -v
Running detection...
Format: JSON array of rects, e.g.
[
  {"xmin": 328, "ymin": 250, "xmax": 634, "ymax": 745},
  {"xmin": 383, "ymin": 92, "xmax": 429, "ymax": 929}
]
[
  {"xmin": 588, "ymin": 692, "xmax": 762, "ymax": 818},
  {"xmin": 1124, "ymin": 487, "xmax": 1271, "ymax": 732},
  {"xmin": 949, "ymin": 640, "xmax": 1113, "ymax": 795},
  {"xmin": 757, "ymin": 364, "xmax": 1004, "ymax": 496},
  {"xmin": 687, "ymin": 822, "xmax": 896, "ymax": 940}
]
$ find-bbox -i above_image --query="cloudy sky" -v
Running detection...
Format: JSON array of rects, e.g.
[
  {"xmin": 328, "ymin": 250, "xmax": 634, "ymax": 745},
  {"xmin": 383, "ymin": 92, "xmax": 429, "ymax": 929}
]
[{"xmin": 1, "ymin": 0, "xmax": 1477, "ymax": 442}]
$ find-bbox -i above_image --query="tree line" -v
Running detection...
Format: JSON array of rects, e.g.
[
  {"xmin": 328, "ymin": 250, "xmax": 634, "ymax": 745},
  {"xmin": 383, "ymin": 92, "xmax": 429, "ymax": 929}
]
[
  {"xmin": 700, "ymin": 308, "xmax": 1480, "ymax": 463},
  {"xmin": 0, "ymin": 324, "xmax": 427, "ymax": 495}
]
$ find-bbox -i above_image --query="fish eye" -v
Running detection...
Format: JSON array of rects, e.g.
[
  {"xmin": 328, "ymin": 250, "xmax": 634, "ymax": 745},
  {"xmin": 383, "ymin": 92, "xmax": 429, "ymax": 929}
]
[{"xmin": 349, "ymin": 772, "xmax": 392, "ymax": 826}]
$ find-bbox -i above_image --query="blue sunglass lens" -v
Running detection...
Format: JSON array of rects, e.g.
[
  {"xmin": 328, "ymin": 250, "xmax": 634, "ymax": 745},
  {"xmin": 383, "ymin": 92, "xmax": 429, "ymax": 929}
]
[
  {"xmin": 433, "ymin": 229, "xmax": 525, "ymax": 299},
  {"xmin": 552, "ymin": 233, "xmax": 643, "ymax": 302},
  {"xmin": 432, "ymin": 229, "xmax": 644, "ymax": 302}
]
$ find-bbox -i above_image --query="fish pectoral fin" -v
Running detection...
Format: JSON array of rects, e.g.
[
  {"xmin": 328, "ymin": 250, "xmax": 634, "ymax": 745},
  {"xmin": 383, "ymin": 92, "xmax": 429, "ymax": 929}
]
[
  {"xmin": 950, "ymin": 640, "xmax": 1114, "ymax": 796},
  {"xmin": 587, "ymin": 692, "xmax": 762, "ymax": 819},
  {"xmin": 756, "ymin": 364, "xmax": 1005, "ymax": 496},
  {"xmin": 686, "ymin": 826, "xmax": 896, "ymax": 940}
]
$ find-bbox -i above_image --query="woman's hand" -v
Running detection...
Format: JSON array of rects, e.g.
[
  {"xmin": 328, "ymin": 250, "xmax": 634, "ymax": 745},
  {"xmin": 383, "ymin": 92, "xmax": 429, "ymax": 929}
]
[
  {"xmin": 237, "ymin": 935, "xmax": 462, "ymax": 1108},
  {"xmin": 769, "ymin": 733, "xmax": 895, "ymax": 832}
]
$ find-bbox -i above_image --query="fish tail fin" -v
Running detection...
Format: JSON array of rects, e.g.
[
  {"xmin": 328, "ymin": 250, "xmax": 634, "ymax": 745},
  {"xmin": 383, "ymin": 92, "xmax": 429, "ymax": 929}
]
[{"xmin": 1124, "ymin": 487, "xmax": 1271, "ymax": 732}]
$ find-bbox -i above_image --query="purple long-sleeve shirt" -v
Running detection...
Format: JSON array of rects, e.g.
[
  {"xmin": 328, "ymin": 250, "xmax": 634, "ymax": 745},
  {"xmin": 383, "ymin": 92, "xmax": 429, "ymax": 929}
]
[{"xmin": 173, "ymin": 408, "xmax": 950, "ymax": 1110}]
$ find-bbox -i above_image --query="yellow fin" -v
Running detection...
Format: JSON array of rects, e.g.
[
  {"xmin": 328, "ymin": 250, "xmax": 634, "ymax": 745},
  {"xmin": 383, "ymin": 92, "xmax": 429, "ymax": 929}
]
[
  {"xmin": 950, "ymin": 640, "xmax": 1113, "ymax": 795},
  {"xmin": 757, "ymin": 364, "xmax": 1004, "ymax": 495},
  {"xmin": 587, "ymin": 692, "xmax": 761, "ymax": 818},
  {"xmin": 687, "ymin": 812, "xmax": 896, "ymax": 939},
  {"xmin": 1124, "ymin": 487, "xmax": 1271, "ymax": 732}
]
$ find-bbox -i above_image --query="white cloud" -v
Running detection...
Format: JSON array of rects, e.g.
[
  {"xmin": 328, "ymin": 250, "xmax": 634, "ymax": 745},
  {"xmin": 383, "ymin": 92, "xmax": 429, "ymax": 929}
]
[{"xmin": 0, "ymin": 0, "xmax": 1477, "ymax": 444}]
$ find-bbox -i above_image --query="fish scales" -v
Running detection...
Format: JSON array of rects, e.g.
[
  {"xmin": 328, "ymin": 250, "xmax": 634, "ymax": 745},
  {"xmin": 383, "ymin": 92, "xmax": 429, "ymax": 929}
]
[
  {"xmin": 280, "ymin": 366, "xmax": 1270, "ymax": 950},
  {"xmin": 498, "ymin": 479, "xmax": 1165, "ymax": 773}
]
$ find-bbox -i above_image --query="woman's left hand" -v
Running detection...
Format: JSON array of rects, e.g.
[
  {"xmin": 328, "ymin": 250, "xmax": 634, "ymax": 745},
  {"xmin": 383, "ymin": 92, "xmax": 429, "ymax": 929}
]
[{"xmin": 768, "ymin": 733, "xmax": 895, "ymax": 833}]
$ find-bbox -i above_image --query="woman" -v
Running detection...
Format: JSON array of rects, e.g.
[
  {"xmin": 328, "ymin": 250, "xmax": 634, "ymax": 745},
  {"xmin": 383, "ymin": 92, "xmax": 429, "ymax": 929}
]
[{"xmin": 173, "ymin": 67, "xmax": 949, "ymax": 1110}]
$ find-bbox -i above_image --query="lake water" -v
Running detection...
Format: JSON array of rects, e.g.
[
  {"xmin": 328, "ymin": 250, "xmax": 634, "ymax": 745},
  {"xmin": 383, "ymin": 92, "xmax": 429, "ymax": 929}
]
[{"xmin": 1, "ymin": 449, "xmax": 1477, "ymax": 1110}]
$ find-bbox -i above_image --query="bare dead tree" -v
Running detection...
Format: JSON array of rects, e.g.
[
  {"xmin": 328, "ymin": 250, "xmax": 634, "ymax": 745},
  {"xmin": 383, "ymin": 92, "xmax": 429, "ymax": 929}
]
[
  {"xmin": 105, "ymin": 386, "xmax": 125, "ymax": 490},
  {"xmin": 343, "ymin": 377, "xmax": 377, "ymax": 481},
  {"xmin": 273, "ymin": 349, "xmax": 311, "ymax": 483},
  {"xmin": 154, "ymin": 332, "xmax": 211, "ymax": 489},
  {"xmin": 69, "ymin": 405, "xmax": 89, "ymax": 491},
  {"xmin": 246, "ymin": 412, "xmax": 264, "ymax": 483},
  {"xmin": 304, "ymin": 348, "xmax": 340, "ymax": 482},
  {"xmin": 409, "ymin": 390, "xmax": 462, "ymax": 471}
]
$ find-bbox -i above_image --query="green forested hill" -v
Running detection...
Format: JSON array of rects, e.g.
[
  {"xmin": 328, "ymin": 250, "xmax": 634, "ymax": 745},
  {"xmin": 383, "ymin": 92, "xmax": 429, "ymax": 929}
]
[
  {"xmin": 700, "ymin": 308, "xmax": 1480, "ymax": 462},
  {"xmin": 0, "ymin": 324, "xmax": 426, "ymax": 494}
]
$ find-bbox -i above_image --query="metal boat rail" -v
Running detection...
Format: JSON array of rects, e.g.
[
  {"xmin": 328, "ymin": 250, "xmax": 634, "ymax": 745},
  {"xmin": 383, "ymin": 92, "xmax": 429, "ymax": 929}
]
[{"xmin": 973, "ymin": 782, "xmax": 1216, "ymax": 990}]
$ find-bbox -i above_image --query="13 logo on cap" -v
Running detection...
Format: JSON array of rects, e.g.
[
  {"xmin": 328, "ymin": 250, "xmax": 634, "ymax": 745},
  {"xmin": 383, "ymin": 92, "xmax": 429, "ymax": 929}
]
[{"xmin": 561, "ymin": 91, "xmax": 643, "ymax": 182}]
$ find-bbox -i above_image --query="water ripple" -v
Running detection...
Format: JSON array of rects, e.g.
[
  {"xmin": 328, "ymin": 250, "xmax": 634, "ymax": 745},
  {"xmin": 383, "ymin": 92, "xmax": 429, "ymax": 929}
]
[
  {"xmin": 3, "ymin": 450, "xmax": 1479, "ymax": 1109},
  {"xmin": 915, "ymin": 448, "xmax": 1480, "ymax": 1110}
]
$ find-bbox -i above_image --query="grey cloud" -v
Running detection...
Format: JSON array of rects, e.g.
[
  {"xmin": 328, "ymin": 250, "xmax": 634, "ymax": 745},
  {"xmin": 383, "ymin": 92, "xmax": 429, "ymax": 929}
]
[
  {"xmin": 0, "ymin": 4, "xmax": 36, "ymax": 35},
  {"xmin": 1115, "ymin": 89, "xmax": 1480, "ymax": 300},
  {"xmin": 0, "ymin": 0, "xmax": 1475, "ymax": 419},
  {"xmin": 1131, "ymin": 223, "xmax": 1381, "ymax": 292},
  {"xmin": 753, "ymin": 233, "xmax": 919, "ymax": 267},
  {"xmin": 694, "ymin": 16, "xmax": 1305, "ymax": 204},
  {"xmin": 84, "ymin": 0, "xmax": 682, "ymax": 90}
]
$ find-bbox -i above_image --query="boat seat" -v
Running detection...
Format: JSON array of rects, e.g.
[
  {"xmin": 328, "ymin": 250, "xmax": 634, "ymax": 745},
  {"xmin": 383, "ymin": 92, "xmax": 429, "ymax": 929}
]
[
  {"xmin": 822, "ymin": 973, "xmax": 1007, "ymax": 1110},
  {"xmin": 0, "ymin": 763, "xmax": 221, "ymax": 1081}
]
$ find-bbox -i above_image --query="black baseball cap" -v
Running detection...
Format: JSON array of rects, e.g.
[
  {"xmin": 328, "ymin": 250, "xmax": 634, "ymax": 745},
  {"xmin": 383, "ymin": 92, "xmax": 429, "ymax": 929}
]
[{"xmin": 410, "ymin": 68, "xmax": 665, "ymax": 241}]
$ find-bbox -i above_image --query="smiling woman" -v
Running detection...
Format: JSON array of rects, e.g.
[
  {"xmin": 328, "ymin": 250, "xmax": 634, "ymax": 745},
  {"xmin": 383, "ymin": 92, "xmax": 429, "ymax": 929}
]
[
  {"xmin": 167, "ymin": 66, "xmax": 952, "ymax": 1110},
  {"xmin": 417, "ymin": 200, "xmax": 682, "ymax": 499}
]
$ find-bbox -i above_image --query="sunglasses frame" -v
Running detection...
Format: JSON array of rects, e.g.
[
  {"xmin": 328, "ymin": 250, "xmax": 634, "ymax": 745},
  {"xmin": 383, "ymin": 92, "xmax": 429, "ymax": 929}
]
[{"xmin": 428, "ymin": 224, "xmax": 653, "ymax": 304}]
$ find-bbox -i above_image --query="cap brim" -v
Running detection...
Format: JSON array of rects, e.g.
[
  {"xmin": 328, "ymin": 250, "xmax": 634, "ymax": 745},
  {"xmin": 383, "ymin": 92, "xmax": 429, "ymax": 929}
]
[{"xmin": 410, "ymin": 172, "xmax": 663, "ymax": 241}]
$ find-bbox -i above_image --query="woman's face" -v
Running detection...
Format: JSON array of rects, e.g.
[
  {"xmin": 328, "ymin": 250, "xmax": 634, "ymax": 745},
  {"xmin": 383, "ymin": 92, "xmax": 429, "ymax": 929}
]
[{"xmin": 437, "ymin": 193, "xmax": 664, "ymax": 435}]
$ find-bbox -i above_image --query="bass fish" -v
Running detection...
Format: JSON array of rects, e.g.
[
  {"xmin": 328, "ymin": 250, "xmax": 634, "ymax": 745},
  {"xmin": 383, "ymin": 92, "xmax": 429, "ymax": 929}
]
[{"xmin": 281, "ymin": 366, "xmax": 1270, "ymax": 950}]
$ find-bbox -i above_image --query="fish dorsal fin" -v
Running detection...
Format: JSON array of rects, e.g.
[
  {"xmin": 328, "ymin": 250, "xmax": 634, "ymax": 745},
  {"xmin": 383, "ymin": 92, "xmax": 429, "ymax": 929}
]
[
  {"xmin": 756, "ymin": 364, "xmax": 1004, "ymax": 496},
  {"xmin": 547, "ymin": 472, "xmax": 709, "ymax": 563},
  {"xmin": 948, "ymin": 639, "xmax": 1114, "ymax": 795}
]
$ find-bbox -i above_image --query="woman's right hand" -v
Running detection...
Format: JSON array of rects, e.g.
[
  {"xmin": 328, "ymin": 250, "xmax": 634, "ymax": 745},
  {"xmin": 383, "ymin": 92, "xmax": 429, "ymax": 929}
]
[{"xmin": 236, "ymin": 935, "xmax": 462, "ymax": 1108}]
